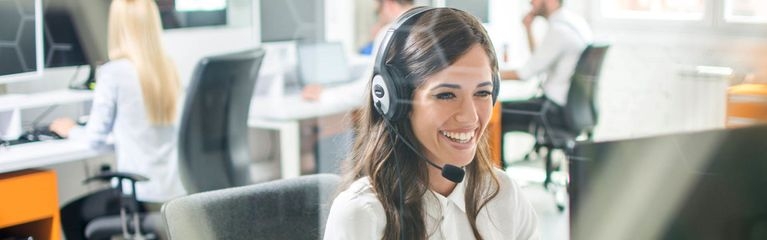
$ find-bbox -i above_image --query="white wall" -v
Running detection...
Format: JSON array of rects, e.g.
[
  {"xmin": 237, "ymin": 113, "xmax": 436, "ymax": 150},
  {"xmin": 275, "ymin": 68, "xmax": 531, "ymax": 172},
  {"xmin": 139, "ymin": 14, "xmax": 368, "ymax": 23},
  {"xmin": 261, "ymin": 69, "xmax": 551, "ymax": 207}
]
[
  {"xmin": 593, "ymin": 30, "xmax": 767, "ymax": 140},
  {"xmin": 490, "ymin": 0, "xmax": 767, "ymax": 140},
  {"xmin": 162, "ymin": 26, "xmax": 256, "ymax": 88}
]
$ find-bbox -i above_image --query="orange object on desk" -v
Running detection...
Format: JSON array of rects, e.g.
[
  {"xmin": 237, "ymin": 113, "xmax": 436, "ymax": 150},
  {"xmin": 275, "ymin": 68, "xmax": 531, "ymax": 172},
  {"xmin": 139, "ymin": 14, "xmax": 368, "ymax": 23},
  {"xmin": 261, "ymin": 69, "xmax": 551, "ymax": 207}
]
[
  {"xmin": 487, "ymin": 103, "xmax": 502, "ymax": 168},
  {"xmin": 0, "ymin": 169, "xmax": 61, "ymax": 240},
  {"xmin": 726, "ymin": 83, "xmax": 767, "ymax": 128}
]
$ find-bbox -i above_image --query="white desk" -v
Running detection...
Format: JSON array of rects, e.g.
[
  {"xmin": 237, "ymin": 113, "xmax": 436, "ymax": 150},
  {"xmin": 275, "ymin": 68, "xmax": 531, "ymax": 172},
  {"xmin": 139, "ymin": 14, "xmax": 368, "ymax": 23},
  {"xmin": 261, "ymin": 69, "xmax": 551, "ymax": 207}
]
[
  {"xmin": 0, "ymin": 89, "xmax": 106, "ymax": 174},
  {"xmin": 498, "ymin": 78, "xmax": 541, "ymax": 102},
  {"xmin": 0, "ymin": 140, "xmax": 111, "ymax": 174},
  {"xmin": 0, "ymin": 89, "xmax": 94, "ymax": 112},
  {"xmin": 248, "ymin": 93, "xmax": 362, "ymax": 179}
]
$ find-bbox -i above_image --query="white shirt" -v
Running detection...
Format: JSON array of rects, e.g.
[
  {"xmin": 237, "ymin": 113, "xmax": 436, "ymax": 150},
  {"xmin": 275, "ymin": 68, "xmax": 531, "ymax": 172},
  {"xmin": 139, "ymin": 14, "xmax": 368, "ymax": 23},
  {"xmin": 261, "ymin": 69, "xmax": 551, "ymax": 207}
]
[
  {"xmin": 69, "ymin": 59, "xmax": 187, "ymax": 202},
  {"xmin": 324, "ymin": 169, "xmax": 541, "ymax": 240},
  {"xmin": 517, "ymin": 9, "xmax": 593, "ymax": 106}
]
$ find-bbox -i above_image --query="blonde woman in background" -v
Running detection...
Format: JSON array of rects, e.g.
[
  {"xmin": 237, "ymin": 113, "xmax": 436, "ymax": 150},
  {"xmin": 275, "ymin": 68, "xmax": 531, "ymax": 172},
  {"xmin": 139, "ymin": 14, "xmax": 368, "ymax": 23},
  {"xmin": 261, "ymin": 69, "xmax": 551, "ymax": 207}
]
[{"xmin": 50, "ymin": 0, "xmax": 186, "ymax": 207}]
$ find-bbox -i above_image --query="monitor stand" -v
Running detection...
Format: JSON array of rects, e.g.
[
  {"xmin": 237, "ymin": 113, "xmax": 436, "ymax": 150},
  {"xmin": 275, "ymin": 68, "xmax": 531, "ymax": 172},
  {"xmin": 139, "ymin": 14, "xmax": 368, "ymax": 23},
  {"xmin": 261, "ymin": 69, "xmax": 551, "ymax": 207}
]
[{"xmin": 69, "ymin": 66, "xmax": 96, "ymax": 90}]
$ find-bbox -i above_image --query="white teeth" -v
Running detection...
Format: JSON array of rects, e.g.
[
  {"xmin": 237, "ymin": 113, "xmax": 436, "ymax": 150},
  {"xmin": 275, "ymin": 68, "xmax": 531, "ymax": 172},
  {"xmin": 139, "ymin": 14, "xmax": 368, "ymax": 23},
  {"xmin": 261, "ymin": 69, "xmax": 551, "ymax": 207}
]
[{"xmin": 441, "ymin": 130, "xmax": 474, "ymax": 143}]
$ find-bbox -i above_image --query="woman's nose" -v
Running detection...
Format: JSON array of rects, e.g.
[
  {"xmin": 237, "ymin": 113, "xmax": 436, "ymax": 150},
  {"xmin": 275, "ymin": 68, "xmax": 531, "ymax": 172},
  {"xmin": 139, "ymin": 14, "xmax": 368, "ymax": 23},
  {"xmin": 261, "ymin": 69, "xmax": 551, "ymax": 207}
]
[{"xmin": 454, "ymin": 98, "xmax": 479, "ymax": 123}]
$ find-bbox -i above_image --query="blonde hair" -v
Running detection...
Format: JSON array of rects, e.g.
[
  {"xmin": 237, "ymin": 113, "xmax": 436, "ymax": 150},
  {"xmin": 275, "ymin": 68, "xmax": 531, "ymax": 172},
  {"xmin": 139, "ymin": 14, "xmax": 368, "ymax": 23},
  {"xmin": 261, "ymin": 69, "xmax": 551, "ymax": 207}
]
[{"xmin": 107, "ymin": 0, "xmax": 180, "ymax": 125}]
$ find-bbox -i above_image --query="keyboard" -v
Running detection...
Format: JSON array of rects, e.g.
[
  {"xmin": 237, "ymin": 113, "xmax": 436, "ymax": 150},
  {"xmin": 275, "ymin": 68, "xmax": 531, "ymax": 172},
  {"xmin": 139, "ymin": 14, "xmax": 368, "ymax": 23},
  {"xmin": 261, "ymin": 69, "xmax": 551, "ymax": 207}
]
[{"xmin": 4, "ymin": 127, "xmax": 62, "ymax": 146}]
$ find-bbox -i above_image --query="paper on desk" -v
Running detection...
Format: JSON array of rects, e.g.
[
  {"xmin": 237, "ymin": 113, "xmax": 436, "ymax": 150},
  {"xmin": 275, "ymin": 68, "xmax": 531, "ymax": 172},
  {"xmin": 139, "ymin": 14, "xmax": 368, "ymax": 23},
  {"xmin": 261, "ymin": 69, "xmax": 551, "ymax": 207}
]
[{"xmin": 0, "ymin": 108, "xmax": 22, "ymax": 140}]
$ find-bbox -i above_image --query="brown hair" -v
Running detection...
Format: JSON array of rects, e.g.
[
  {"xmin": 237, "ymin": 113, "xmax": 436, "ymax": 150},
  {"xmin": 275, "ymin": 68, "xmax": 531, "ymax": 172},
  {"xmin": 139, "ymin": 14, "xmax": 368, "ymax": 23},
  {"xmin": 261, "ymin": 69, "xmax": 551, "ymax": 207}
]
[{"xmin": 339, "ymin": 8, "xmax": 500, "ymax": 240}]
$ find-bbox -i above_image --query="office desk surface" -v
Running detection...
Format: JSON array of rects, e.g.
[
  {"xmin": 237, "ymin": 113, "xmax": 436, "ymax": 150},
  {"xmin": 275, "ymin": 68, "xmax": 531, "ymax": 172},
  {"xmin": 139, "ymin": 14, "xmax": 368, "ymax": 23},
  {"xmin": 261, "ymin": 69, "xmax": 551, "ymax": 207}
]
[
  {"xmin": 0, "ymin": 89, "xmax": 93, "ymax": 112},
  {"xmin": 248, "ymin": 92, "xmax": 362, "ymax": 179},
  {"xmin": 498, "ymin": 79, "xmax": 540, "ymax": 102},
  {"xmin": 250, "ymin": 93, "xmax": 362, "ymax": 121},
  {"xmin": 0, "ymin": 140, "xmax": 111, "ymax": 173}
]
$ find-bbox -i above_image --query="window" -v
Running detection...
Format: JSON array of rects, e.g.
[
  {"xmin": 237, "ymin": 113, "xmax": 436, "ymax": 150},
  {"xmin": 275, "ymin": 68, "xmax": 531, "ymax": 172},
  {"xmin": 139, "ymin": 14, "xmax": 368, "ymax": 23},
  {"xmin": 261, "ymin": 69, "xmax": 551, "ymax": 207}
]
[
  {"xmin": 724, "ymin": 0, "xmax": 767, "ymax": 23},
  {"xmin": 601, "ymin": 0, "xmax": 705, "ymax": 20}
]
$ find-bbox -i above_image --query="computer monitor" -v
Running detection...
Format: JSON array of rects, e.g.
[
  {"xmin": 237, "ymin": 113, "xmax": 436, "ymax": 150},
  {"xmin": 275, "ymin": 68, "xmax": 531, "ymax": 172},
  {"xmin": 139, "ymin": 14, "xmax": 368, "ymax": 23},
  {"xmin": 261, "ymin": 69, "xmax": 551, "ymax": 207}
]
[
  {"xmin": 259, "ymin": 0, "xmax": 325, "ymax": 43},
  {"xmin": 0, "ymin": 0, "xmax": 43, "ymax": 84},
  {"xmin": 570, "ymin": 125, "xmax": 767, "ymax": 240},
  {"xmin": 156, "ymin": 0, "xmax": 227, "ymax": 29},
  {"xmin": 296, "ymin": 42, "xmax": 351, "ymax": 87},
  {"xmin": 43, "ymin": 0, "xmax": 110, "ymax": 87}
]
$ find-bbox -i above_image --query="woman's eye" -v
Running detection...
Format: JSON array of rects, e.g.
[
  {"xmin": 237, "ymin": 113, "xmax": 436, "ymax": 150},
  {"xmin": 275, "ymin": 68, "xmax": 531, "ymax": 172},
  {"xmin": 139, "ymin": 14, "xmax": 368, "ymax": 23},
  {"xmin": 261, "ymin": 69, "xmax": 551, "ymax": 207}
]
[
  {"xmin": 434, "ymin": 92, "xmax": 456, "ymax": 100},
  {"xmin": 475, "ymin": 90, "xmax": 492, "ymax": 98}
]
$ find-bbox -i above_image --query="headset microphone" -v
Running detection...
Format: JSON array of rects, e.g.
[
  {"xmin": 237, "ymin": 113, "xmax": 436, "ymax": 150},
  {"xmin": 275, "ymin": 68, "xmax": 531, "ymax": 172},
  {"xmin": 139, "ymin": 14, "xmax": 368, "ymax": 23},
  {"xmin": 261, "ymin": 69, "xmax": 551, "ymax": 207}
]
[
  {"xmin": 371, "ymin": 6, "xmax": 496, "ymax": 184},
  {"xmin": 375, "ymin": 102, "xmax": 465, "ymax": 183}
]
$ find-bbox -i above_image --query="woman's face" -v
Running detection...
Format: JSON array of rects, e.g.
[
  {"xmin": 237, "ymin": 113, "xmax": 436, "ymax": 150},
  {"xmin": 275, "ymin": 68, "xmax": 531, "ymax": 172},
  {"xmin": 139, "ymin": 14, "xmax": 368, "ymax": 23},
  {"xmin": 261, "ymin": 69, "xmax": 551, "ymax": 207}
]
[{"xmin": 410, "ymin": 43, "xmax": 494, "ymax": 168}]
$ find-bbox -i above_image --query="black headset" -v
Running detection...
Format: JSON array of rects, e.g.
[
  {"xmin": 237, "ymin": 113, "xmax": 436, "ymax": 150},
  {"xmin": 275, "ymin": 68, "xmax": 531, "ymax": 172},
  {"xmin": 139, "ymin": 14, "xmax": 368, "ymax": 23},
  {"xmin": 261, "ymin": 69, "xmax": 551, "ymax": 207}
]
[{"xmin": 371, "ymin": 6, "xmax": 500, "ymax": 122}]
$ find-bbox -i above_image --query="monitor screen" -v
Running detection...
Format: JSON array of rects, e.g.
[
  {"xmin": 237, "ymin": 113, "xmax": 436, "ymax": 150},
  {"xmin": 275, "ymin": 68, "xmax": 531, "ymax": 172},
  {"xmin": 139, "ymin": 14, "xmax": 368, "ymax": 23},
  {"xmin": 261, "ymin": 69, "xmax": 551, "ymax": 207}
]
[
  {"xmin": 0, "ymin": 0, "xmax": 43, "ymax": 84},
  {"xmin": 296, "ymin": 42, "xmax": 351, "ymax": 87},
  {"xmin": 44, "ymin": 6, "xmax": 87, "ymax": 68},
  {"xmin": 259, "ymin": 0, "xmax": 325, "ymax": 43},
  {"xmin": 42, "ymin": 0, "xmax": 109, "ymax": 70},
  {"xmin": 570, "ymin": 126, "xmax": 767, "ymax": 240},
  {"xmin": 157, "ymin": 0, "xmax": 227, "ymax": 29}
]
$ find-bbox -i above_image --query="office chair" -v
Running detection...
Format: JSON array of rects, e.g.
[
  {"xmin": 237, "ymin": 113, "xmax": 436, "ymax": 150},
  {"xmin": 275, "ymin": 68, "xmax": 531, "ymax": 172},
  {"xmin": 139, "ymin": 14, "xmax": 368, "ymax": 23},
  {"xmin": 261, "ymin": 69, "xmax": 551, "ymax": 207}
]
[
  {"xmin": 177, "ymin": 48, "xmax": 278, "ymax": 194},
  {"xmin": 162, "ymin": 173, "xmax": 341, "ymax": 240},
  {"xmin": 501, "ymin": 43, "xmax": 610, "ymax": 210},
  {"xmin": 60, "ymin": 170, "xmax": 165, "ymax": 240}
]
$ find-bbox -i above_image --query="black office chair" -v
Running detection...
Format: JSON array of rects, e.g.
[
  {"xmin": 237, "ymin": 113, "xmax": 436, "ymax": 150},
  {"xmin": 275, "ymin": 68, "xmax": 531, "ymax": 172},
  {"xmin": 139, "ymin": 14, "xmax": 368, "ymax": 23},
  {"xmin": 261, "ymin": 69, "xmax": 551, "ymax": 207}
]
[
  {"xmin": 177, "ymin": 48, "xmax": 277, "ymax": 194},
  {"xmin": 60, "ymin": 170, "xmax": 165, "ymax": 240},
  {"xmin": 501, "ymin": 43, "xmax": 610, "ymax": 210}
]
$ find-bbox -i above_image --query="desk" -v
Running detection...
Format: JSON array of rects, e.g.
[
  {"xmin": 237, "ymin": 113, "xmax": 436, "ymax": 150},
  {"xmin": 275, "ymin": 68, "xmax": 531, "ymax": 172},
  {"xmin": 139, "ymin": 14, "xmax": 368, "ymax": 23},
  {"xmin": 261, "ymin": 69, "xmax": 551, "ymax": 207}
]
[
  {"xmin": 0, "ymin": 90, "xmax": 112, "ymax": 240},
  {"xmin": 498, "ymin": 79, "xmax": 540, "ymax": 102},
  {"xmin": 0, "ymin": 169, "xmax": 61, "ymax": 240},
  {"xmin": 0, "ymin": 89, "xmax": 108, "ymax": 174},
  {"xmin": 0, "ymin": 140, "xmax": 111, "ymax": 174},
  {"xmin": 249, "ymin": 93, "xmax": 362, "ymax": 179},
  {"xmin": 0, "ymin": 89, "xmax": 94, "ymax": 112},
  {"xmin": 0, "ymin": 140, "xmax": 111, "ymax": 240}
]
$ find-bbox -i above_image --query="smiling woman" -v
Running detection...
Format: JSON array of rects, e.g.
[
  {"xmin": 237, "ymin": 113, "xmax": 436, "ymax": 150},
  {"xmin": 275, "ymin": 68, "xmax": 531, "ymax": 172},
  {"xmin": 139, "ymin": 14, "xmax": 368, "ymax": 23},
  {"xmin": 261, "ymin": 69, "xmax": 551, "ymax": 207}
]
[{"xmin": 324, "ymin": 7, "xmax": 540, "ymax": 240}]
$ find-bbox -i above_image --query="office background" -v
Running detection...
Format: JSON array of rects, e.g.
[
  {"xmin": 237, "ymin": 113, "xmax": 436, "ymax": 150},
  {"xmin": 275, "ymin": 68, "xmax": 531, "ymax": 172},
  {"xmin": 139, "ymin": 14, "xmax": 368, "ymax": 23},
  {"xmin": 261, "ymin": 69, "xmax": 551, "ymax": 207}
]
[{"xmin": 1, "ymin": 0, "xmax": 766, "ymax": 239}]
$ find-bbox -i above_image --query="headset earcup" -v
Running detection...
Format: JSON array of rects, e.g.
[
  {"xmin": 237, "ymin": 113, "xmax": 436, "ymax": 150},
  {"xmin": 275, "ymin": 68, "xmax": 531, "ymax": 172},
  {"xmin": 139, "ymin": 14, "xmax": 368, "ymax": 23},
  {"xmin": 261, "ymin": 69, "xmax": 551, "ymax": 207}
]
[
  {"xmin": 385, "ymin": 65, "xmax": 406, "ymax": 121},
  {"xmin": 372, "ymin": 75, "xmax": 391, "ymax": 117}
]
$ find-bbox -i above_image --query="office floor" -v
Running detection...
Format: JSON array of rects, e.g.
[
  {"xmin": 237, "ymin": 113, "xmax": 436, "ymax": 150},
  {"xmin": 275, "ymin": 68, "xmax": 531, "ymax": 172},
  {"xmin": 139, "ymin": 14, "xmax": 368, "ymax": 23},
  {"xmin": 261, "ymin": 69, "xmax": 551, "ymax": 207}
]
[{"xmin": 503, "ymin": 132, "xmax": 569, "ymax": 240}]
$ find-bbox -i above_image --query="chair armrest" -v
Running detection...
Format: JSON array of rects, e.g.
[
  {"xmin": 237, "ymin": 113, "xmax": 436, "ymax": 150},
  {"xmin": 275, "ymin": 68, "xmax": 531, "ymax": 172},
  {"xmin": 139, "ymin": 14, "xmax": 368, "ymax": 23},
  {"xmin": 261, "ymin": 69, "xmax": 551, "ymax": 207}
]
[
  {"xmin": 501, "ymin": 100, "xmax": 554, "ymax": 117},
  {"xmin": 84, "ymin": 172, "xmax": 149, "ymax": 184},
  {"xmin": 502, "ymin": 108, "xmax": 544, "ymax": 116}
]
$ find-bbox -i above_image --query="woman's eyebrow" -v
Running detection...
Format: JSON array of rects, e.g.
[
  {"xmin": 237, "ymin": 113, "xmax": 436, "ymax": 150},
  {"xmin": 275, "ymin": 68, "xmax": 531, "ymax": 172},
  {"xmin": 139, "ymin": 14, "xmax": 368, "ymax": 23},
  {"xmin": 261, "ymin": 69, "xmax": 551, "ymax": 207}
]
[
  {"xmin": 477, "ymin": 81, "xmax": 493, "ymax": 88},
  {"xmin": 430, "ymin": 83, "xmax": 461, "ymax": 90}
]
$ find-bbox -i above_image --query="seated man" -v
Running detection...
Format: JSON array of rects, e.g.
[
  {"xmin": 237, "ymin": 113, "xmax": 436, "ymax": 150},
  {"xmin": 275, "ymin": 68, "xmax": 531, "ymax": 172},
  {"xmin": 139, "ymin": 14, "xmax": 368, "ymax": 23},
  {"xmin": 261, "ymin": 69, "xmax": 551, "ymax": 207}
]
[{"xmin": 500, "ymin": 0, "xmax": 592, "ymax": 132}]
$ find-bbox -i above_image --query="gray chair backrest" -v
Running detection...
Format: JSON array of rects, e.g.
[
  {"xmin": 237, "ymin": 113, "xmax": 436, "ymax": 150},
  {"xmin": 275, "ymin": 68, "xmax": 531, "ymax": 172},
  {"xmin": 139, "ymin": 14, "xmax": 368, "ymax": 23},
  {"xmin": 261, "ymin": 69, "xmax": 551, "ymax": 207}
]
[
  {"xmin": 162, "ymin": 174, "xmax": 341, "ymax": 240},
  {"xmin": 178, "ymin": 48, "xmax": 266, "ymax": 193},
  {"xmin": 564, "ymin": 43, "xmax": 610, "ymax": 135}
]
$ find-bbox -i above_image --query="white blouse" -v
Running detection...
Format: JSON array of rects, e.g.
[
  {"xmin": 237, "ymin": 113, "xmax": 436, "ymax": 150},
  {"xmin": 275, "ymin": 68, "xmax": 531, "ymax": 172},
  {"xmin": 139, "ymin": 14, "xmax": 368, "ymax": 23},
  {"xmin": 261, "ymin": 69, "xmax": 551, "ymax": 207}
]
[
  {"xmin": 324, "ymin": 169, "xmax": 541, "ymax": 240},
  {"xmin": 69, "ymin": 59, "xmax": 186, "ymax": 202},
  {"xmin": 517, "ymin": 9, "xmax": 593, "ymax": 106}
]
